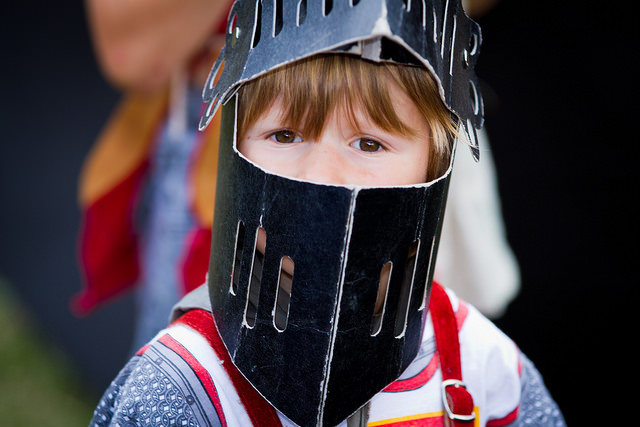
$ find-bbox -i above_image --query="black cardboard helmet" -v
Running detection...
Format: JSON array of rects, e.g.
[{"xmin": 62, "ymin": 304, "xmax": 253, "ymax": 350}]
[{"xmin": 199, "ymin": 1, "xmax": 483, "ymax": 425}]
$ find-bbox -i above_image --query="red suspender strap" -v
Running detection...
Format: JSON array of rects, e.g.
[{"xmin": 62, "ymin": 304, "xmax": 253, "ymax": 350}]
[
  {"xmin": 429, "ymin": 283, "xmax": 476, "ymax": 427},
  {"xmin": 176, "ymin": 309, "xmax": 283, "ymax": 427},
  {"xmin": 177, "ymin": 286, "xmax": 472, "ymax": 427}
]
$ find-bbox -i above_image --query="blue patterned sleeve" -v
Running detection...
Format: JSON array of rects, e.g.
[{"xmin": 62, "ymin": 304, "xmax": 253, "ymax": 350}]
[
  {"xmin": 88, "ymin": 349, "xmax": 220, "ymax": 427},
  {"xmin": 89, "ymin": 356, "xmax": 140, "ymax": 426},
  {"xmin": 510, "ymin": 354, "xmax": 566, "ymax": 427}
]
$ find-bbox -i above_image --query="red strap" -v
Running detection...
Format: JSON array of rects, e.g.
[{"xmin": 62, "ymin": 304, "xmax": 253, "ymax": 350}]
[
  {"xmin": 176, "ymin": 309, "xmax": 283, "ymax": 427},
  {"xmin": 429, "ymin": 283, "xmax": 475, "ymax": 426},
  {"xmin": 176, "ymin": 286, "xmax": 470, "ymax": 426},
  {"xmin": 71, "ymin": 159, "xmax": 149, "ymax": 316},
  {"xmin": 179, "ymin": 227, "xmax": 212, "ymax": 294}
]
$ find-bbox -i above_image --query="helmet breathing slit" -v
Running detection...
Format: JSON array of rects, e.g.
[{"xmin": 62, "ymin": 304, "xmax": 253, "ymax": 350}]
[
  {"xmin": 420, "ymin": 236, "xmax": 437, "ymax": 311},
  {"xmin": 394, "ymin": 239, "xmax": 420, "ymax": 338},
  {"xmin": 243, "ymin": 227, "xmax": 265, "ymax": 328},
  {"xmin": 230, "ymin": 220, "xmax": 246, "ymax": 295},
  {"xmin": 273, "ymin": 256, "xmax": 294, "ymax": 332},
  {"xmin": 371, "ymin": 261, "xmax": 393, "ymax": 337}
]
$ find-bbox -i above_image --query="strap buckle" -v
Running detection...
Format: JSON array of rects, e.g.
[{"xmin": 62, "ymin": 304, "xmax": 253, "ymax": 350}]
[{"xmin": 441, "ymin": 379, "xmax": 476, "ymax": 423}]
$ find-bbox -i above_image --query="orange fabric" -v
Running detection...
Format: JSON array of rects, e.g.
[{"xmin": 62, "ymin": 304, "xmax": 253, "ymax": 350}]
[
  {"xmin": 73, "ymin": 87, "xmax": 221, "ymax": 314},
  {"xmin": 74, "ymin": 5, "xmax": 228, "ymax": 315},
  {"xmin": 191, "ymin": 111, "xmax": 220, "ymax": 227},
  {"xmin": 72, "ymin": 91, "xmax": 169, "ymax": 315},
  {"xmin": 79, "ymin": 90, "xmax": 169, "ymax": 207},
  {"xmin": 72, "ymin": 160, "xmax": 148, "ymax": 315},
  {"xmin": 79, "ymin": 87, "xmax": 220, "ymax": 225}
]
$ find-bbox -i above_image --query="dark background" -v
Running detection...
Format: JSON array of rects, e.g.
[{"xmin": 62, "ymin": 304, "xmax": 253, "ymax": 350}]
[{"xmin": 1, "ymin": 1, "xmax": 635, "ymax": 425}]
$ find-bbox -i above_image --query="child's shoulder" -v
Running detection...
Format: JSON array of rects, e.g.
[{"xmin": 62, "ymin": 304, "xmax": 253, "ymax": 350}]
[
  {"xmin": 433, "ymin": 285, "xmax": 519, "ymax": 357},
  {"xmin": 367, "ymin": 285, "xmax": 523, "ymax": 426},
  {"xmin": 89, "ymin": 315, "xmax": 251, "ymax": 427},
  {"xmin": 446, "ymin": 291, "xmax": 566, "ymax": 426}
]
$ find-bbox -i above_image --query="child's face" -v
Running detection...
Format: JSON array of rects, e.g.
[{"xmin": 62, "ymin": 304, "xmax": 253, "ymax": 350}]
[{"xmin": 238, "ymin": 76, "xmax": 431, "ymax": 187}]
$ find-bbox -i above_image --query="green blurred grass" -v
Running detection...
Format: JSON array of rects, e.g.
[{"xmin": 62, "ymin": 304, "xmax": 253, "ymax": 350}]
[{"xmin": 0, "ymin": 277, "xmax": 96, "ymax": 426}]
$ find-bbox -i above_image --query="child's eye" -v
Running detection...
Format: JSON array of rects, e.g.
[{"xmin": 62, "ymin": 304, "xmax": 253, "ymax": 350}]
[
  {"xmin": 352, "ymin": 138, "xmax": 383, "ymax": 153},
  {"xmin": 269, "ymin": 129, "xmax": 302, "ymax": 144}
]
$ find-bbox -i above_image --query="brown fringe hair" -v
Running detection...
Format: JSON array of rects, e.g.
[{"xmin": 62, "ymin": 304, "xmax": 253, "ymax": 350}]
[{"xmin": 237, "ymin": 54, "xmax": 457, "ymax": 181}]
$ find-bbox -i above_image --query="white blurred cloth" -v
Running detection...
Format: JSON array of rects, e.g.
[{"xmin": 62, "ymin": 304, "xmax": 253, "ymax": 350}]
[{"xmin": 435, "ymin": 128, "xmax": 520, "ymax": 318}]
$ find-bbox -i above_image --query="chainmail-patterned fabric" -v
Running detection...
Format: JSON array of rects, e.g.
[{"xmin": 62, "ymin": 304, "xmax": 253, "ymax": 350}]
[
  {"xmin": 90, "ymin": 356, "xmax": 201, "ymax": 427},
  {"xmin": 89, "ymin": 302, "xmax": 565, "ymax": 426},
  {"xmin": 512, "ymin": 354, "xmax": 566, "ymax": 426},
  {"xmin": 89, "ymin": 333, "xmax": 229, "ymax": 427}
]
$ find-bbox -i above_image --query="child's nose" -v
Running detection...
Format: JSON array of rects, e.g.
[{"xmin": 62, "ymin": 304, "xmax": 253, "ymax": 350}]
[{"xmin": 297, "ymin": 144, "xmax": 349, "ymax": 185}]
